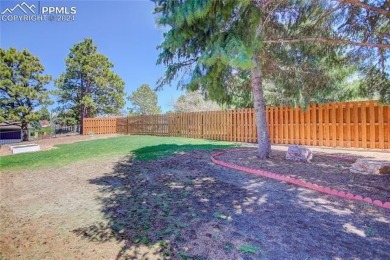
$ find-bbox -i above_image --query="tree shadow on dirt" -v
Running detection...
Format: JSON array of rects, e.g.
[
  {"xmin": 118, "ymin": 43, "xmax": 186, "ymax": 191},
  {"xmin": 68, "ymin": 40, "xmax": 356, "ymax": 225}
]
[
  {"xmin": 219, "ymin": 148, "xmax": 390, "ymax": 202},
  {"xmin": 74, "ymin": 146, "xmax": 390, "ymax": 259}
]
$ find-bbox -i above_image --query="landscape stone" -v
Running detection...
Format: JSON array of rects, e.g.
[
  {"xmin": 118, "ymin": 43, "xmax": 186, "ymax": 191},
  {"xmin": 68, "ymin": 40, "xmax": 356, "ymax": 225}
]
[
  {"xmin": 350, "ymin": 159, "xmax": 390, "ymax": 175},
  {"xmin": 285, "ymin": 145, "xmax": 313, "ymax": 162}
]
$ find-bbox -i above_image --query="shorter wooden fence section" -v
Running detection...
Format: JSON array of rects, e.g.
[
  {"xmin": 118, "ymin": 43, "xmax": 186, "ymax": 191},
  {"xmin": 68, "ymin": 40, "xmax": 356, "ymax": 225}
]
[
  {"xmin": 83, "ymin": 118, "xmax": 117, "ymax": 135},
  {"xmin": 83, "ymin": 101, "xmax": 390, "ymax": 149}
]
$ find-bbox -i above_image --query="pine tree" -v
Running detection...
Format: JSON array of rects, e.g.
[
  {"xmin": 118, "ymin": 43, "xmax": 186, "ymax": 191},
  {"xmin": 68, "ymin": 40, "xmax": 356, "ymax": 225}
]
[
  {"xmin": 55, "ymin": 39, "xmax": 125, "ymax": 133},
  {"xmin": 39, "ymin": 107, "xmax": 51, "ymax": 121},
  {"xmin": 174, "ymin": 91, "xmax": 221, "ymax": 112},
  {"xmin": 154, "ymin": 0, "xmax": 389, "ymax": 158},
  {"xmin": 0, "ymin": 48, "xmax": 52, "ymax": 140},
  {"xmin": 128, "ymin": 84, "xmax": 161, "ymax": 115}
]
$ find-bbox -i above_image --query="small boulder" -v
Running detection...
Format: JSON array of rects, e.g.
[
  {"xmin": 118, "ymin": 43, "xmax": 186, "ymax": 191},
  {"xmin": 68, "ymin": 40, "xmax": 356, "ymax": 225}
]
[
  {"xmin": 286, "ymin": 145, "xmax": 313, "ymax": 162},
  {"xmin": 350, "ymin": 159, "xmax": 390, "ymax": 175}
]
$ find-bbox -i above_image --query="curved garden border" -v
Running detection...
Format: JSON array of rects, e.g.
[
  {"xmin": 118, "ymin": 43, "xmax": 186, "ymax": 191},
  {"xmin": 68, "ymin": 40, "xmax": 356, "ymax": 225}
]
[{"xmin": 211, "ymin": 149, "xmax": 390, "ymax": 210}]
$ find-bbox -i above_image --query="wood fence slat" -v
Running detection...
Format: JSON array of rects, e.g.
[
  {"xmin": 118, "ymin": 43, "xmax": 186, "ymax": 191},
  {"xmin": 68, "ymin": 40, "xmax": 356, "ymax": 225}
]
[
  {"xmin": 312, "ymin": 104, "xmax": 317, "ymax": 146},
  {"xmin": 386, "ymin": 106, "xmax": 390, "ymax": 149},
  {"xmin": 242, "ymin": 109, "xmax": 246, "ymax": 142},
  {"xmin": 318, "ymin": 104, "xmax": 323, "ymax": 146},
  {"xmin": 239, "ymin": 110, "xmax": 243, "ymax": 142},
  {"xmin": 346, "ymin": 102, "xmax": 351, "ymax": 147},
  {"xmin": 378, "ymin": 104, "xmax": 384, "ymax": 149},
  {"xmin": 233, "ymin": 110, "xmax": 237, "ymax": 142},
  {"xmin": 289, "ymin": 107, "xmax": 293, "ymax": 145},
  {"xmin": 361, "ymin": 101, "xmax": 367, "ymax": 148},
  {"xmin": 239, "ymin": 110, "xmax": 242, "ymax": 142},
  {"xmin": 299, "ymin": 106, "xmax": 304, "ymax": 145},
  {"xmin": 197, "ymin": 112, "xmax": 201, "ymax": 139},
  {"xmin": 369, "ymin": 100, "xmax": 376, "ymax": 148},
  {"xmin": 229, "ymin": 110, "xmax": 234, "ymax": 141},
  {"xmin": 268, "ymin": 108, "xmax": 273, "ymax": 143},
  {"xmin": 280, "ymin": 107, "xmax": 284, "ymax": 144},
  {"xmin": 217, "ymin": 111, "xmax": 221, "ymax": 140},
  {"xmin": 284, "ymin": 107, "xmax": 289, "ymax": 144},
  {"xmin": 331, "ymin": 103, "xmax": 337, "ymax": 147},
  {"xmin": 293, "ymin": 106, "xmax": 298, "ymax": 144},
  {"xmin": 339, "ymin": 103, "xmax": 344, "ymax": 147},
  {"xmin": 353, "ymin": 102, "xmax": 359, "ymax": 148},
  {"xmin": 324, "ymin": 103, "xmax": 329, "ymax": 146},
  {"xmin": 213, "ymin": 111, "xmax": 217, "ymax": 140},
  {"xmin": 245, "ymin": 108, "xmax": 252, "ymax": 143},
  {"xmin": 248, "ymin": 109, "xmax": 253, "ymax": 142},
  {"xmin": 307, "ymin": 105, "xmax": 311, "ymax": 146},
  {"xmin": 274, "ymin": 107, "xmax": 279, "ymax": 144}
]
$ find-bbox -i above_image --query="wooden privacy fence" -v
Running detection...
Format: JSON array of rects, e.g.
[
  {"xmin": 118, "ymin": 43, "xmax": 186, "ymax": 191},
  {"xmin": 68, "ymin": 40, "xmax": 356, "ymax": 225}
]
[
  {"xmin": 83, "ymin": 100, "xmax": 390, "ymax": 149},
  {"xmin": 83, "ymin": 117, "xmax": 117, "ymax": 135}
]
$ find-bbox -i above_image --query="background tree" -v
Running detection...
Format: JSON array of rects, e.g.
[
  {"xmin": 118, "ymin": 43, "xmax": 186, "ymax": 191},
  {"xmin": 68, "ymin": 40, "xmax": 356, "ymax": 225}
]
[
  {"xmin": 30, "ymin": 107, "xmax": 52, "ymax": 132},
  {"xmin": 128, "ymin": 84, "xmax": 161, "ymax": 115},
  {"xmin": 53, "ymin": 109, "xmax": 78, "ymax": 126},
  {"xmin": 154, "ymin": 0, "xmax": 389, "ymax": 158},
  {"xmin": 359, "ymin": 68, "xmax": 390, "ymax": 104},
  {"xmin": 55, "ymin": 38, "xmax": 125, "ymax": 133},
  {"xmin": 263, "ymin": 0, "xmax": 389, "ymax": 105},
  {"xmin": 174, "ymin": 91, "xmax": 221, "ymax": 112},
  {"xmin": 38, "ymin": 107, "xmax": 51, "ymax": 121},
  {"xmin": 0, "ymin": 48, "xmax": 52, "ymax": 140}
]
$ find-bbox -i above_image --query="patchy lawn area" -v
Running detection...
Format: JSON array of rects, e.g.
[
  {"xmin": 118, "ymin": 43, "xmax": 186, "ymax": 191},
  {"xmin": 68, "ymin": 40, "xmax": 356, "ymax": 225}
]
[
  {"xmin": 0, "ymin": 135, "xmax": 232, "ymax": 170},
  {"xmin": 1, "ymin": 136, "xmax": 389, "ymax": 259},
  {"xmin": 0, "ymin": 134, "xmax": 119, "ymax": 157}
]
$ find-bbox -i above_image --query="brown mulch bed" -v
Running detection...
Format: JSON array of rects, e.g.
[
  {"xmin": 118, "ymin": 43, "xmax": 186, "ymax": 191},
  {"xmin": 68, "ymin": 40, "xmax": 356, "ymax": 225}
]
[{"xmin": 218, "ymin": 148, "xmax": 390, "ymax": 202}]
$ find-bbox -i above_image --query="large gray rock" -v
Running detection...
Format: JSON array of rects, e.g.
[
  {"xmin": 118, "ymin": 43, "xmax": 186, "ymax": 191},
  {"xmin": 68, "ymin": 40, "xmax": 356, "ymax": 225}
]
[
  {"xmin": 285, "ymin": 145, "xmax": 313, "ymax": 162},
  {"xmin": 350, "ymin": 159, "xmax": 390, "ymax": 175}
]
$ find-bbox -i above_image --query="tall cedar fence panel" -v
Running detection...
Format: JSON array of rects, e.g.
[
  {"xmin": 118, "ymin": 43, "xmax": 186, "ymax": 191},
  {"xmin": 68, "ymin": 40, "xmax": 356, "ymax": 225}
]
[
  {"xmin": 83, "ymin": 101, "xmax": 390, "ymax": 149},
  {"xmin": 83, "ymin": 118, "xmax": 117, "ymax": 135}
]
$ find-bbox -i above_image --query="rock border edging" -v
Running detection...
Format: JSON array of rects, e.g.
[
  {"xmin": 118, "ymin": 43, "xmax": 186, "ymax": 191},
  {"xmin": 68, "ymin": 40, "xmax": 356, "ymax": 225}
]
[{"xmin": 211, "ymin": 149, "xmax": 390, "ymax": 210}]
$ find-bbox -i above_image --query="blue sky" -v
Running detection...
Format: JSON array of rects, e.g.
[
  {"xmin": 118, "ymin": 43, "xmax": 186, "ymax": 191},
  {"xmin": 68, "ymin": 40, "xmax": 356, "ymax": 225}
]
[{"xmin": 0, "ymin": 0, "xmax": 184, "ymax": 113}]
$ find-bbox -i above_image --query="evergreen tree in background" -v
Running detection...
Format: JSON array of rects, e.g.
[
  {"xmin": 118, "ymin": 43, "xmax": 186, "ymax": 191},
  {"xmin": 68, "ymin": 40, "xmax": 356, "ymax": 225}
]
[
  {"xmin": 174, "ymin": 91, "xmax": 221, "ymax": 112},
  {"xmin": 53, "ymin": 109, "xmax": 79, "ymax": 126},
  {"xmin": 128, "ymin": 84, "xmax": 161, "ymax": 115},
  {"xmin": 154, "ymin": 0, "xmax": 389, "ymax": 158},
  {"xmin": 55, "ymin": 38, "xmax": 125, "ymax": 133},
  {"xmin": 0, "ymin": 48, "xmax": 52, "ymax": 140},
  {"xmin": 38, "ymin": 107, "xmax": 51, "ymax": 121}
]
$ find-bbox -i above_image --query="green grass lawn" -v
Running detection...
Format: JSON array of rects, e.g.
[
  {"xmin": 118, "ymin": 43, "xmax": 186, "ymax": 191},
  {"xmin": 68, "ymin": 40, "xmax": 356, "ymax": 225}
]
[{"xmin": 0, "ymin": 135, "xmax": 234, "ymax": 171}]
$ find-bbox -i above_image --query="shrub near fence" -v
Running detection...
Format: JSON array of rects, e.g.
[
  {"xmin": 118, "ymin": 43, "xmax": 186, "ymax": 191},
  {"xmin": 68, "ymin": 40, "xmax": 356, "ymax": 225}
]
[{"xmin": 83, "ymin": 100, "xmax": 390, "ymax": 149}]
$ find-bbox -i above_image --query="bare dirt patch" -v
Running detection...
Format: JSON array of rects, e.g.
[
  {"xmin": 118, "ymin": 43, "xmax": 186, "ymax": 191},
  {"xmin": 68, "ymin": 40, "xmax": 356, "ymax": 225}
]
[
  {"xmin": 0, "ymin": 134, "xmax": 119, "ymax": 156},
  {"xmin": 1, "ymin": 147, "xmax": 389, "ymax": 259}
]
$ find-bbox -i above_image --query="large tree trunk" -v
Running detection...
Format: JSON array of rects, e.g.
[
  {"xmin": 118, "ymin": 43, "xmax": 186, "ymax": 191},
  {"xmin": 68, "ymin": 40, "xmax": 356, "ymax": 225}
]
[
  {"xmin": 251, "ymin": 54, "xmax": 271, "ymax": 159},
  {"xmin": 79, "ymin": 105, "xmax": 86, "ymax": 135},
  {"xmin": 21, "ymin": 122, "xmax": 29, "ymax": 141}
]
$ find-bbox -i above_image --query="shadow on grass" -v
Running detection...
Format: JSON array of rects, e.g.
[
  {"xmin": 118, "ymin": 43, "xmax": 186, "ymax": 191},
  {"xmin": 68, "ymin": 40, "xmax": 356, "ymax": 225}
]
[
  {"xmin": 74, "ymin": 145, "xmax": 390, "ymax": 259},
  {"xmin": 131, "ymin": 143, "xmax": 234, "ymax": 160}
]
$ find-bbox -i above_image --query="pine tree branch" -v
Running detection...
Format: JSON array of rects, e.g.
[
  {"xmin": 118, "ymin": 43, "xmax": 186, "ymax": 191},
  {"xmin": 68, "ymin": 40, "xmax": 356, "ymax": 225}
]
[
  {"xmin": 264, "ymin": 37, "xmax": 390, "ymax": 49},
  {"xmin": 335, "ymin": 0, "xmax": 390, "ymax": 17},
  {"xmin": 261, "ymin": 0, "xmax": 274, "ymax": 9}
]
